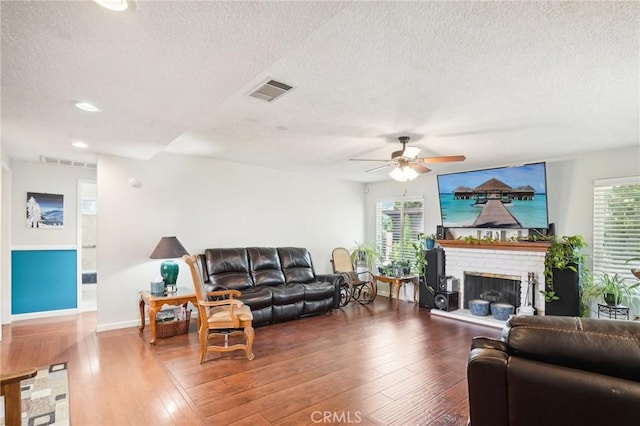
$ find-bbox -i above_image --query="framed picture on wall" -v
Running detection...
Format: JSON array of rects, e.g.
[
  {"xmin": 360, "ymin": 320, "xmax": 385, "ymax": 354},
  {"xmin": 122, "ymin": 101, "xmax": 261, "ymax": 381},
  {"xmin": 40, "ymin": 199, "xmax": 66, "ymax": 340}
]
[{"xmin": 26, "ymin": 192, "xmax": 64, "ymax": 229}]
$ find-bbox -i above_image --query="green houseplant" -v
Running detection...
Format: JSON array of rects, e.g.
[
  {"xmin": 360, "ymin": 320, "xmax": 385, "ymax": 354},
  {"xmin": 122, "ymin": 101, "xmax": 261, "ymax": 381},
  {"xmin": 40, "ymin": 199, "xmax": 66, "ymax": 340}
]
[
  {"xmin": 350, "ymin": 241, "xmax": 379, "ymax": 269},
  {"xmin": 583, "ymin": 272, "xmax": 640, "ymax": 306},
  {"xmin": 411, "ymin": 233, "xmax": 435, "ymax": 301},
  {"xmin": 411, "ymin": 233, "xmax": 428, "ymax": 276},
  {"xmin": 542, "ymin": 234, "xmax": 587, "ymax": 316}
]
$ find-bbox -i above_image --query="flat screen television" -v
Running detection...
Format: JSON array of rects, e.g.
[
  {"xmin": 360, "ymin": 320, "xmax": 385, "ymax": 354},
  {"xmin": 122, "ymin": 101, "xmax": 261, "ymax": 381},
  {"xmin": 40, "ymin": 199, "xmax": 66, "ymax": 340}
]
[{"xmin": 437, "ymin": 162, "xmax": 549, "ymax": 229}]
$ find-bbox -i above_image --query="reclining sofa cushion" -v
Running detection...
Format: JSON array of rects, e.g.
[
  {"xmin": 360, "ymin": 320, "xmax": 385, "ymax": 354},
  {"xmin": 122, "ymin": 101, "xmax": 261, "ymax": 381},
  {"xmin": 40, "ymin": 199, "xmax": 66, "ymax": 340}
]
[
  {"xmin": 247, "ymin": 247, "xmax": 307, "ymax": 321},
  {"xmin": 237, "ymin": 287, "xmax": 273, "ymax": 326},
  {"xmin": 247, "ymin": 247, "xmax": 286, "ymax": 286},
  {"xmin": 277, "ymin": 247, "xmax": 339, "ymax": 314},
  {"xmin": 502, "ymin": 315, "xmax": 640, "ymax": 382},
  {"xmin": 204, "ymin": 248, "xmax": 253, "ymax": 291},
  {"xmin": 277, "ymin": 247, "xmax": 316, "ymax": 283}
]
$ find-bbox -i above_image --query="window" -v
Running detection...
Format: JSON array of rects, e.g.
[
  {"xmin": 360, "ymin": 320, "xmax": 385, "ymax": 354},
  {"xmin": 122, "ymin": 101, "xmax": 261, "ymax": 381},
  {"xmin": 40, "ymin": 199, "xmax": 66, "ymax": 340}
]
[
  {"xmin": 593, "ymin": 176, "xmax": 640, "ymax": 287},
  {"xmin": 375, "ymin": 198, "xmax": 424, "ymax": 268}
]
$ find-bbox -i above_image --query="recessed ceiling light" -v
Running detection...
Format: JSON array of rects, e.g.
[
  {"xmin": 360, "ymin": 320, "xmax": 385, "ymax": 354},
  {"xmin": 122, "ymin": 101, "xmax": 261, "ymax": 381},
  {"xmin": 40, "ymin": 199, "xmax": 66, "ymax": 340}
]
[
  {"xmin": 74, "ymin": 102, "xmax": 100, "ymax": 112},
  {"xmin": 72, "ymin": 141, "xmax": 88, "ymax": 149},
  {"xmin": 94, "ymin": 0, "xmax": 128, "ymax": 11}
]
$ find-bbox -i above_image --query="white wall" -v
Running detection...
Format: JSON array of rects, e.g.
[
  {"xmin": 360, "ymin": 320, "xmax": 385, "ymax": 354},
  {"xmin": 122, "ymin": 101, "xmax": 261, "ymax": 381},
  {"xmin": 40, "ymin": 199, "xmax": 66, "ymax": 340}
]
[
  {"xmin": 11, "ymin": 161, "xmax": 96, "ymax": 247},
  {"xmin": 96, "ymin": 153, "xmax": 365, "ymax": 330},
  {"xmin": 366, "ymin": 145, "xmax": 640, "ymax": 264}
]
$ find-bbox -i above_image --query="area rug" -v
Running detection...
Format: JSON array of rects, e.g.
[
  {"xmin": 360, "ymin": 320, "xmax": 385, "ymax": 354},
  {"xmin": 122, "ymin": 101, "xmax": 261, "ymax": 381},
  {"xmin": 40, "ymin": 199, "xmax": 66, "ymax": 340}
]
[{"xmin": 0, "ymin": 362, "xmax": 69, "ymax": 426}]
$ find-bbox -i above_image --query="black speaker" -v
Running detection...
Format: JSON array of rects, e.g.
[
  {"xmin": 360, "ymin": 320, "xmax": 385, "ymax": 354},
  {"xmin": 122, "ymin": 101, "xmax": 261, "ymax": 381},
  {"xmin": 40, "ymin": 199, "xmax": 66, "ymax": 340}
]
[
  {"xmin": 420, "ymin": 248, "xmax": 445, "ymax": 309},
  {"xmin": 419, "ymin": 280, "xmax": 436, "ymax": 308},
  {"xmin": 425, "ymin": 248, "xmax": 445, "ymax": 288},
  {"xmin": 436, "ymin": 225, "xmax": 445, "ymax": 240},
  {"xmin": 434, "ymin": 291, "xmax": 459, "ymax": 312}
]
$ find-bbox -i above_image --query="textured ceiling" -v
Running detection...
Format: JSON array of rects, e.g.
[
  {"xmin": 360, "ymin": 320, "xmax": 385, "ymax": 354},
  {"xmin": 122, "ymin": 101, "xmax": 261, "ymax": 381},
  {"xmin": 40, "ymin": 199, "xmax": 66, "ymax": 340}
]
[{"xmin": 2, "ymin": 1, "xmax": 638, "ymax": 182}]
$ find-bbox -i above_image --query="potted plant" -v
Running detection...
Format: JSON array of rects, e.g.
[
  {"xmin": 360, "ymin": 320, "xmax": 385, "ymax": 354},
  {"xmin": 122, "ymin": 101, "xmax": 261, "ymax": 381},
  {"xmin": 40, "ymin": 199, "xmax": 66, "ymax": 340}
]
[
  {"xmin": 542, "ymin": 234, "xmax": 587, "ymax": 316},
  {"xmin": 411, "ymin": 233, "xmax": 428, "ymax": 277},
  {"xmin": 411, "ymin": 233, "xmax": 435, "ymax": 306},
  {"xmin": 425, "ymin": 234, "xmax": 437, "ymax": 250},
  {"xmin": 583, "ymin": 272, "xmax": 640, "ymax": 306},
  {"xmin": 350, "ymin": 241, "xmax": 379, "ymax": 270},
  {"xmin": 398, "ymin": 259, "xmax": 412, "ymax": 276}
]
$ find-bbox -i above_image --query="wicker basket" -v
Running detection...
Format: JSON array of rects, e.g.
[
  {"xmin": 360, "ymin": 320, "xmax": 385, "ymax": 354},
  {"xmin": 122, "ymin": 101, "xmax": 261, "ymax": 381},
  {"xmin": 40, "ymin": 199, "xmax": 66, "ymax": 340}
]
[{"xmin": 156, "ymin": 310, "xmax": 191, "ymax": 338}]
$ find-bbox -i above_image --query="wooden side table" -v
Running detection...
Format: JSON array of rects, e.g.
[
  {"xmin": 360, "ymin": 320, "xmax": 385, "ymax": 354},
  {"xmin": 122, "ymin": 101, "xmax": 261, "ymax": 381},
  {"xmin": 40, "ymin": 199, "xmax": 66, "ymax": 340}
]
[
  {"xmin": 139, "ymin": 287, "xmax": 197, "ymax": 344},
  {"xmin": 372, "ymin": 274, "xmax": 418, "ymax": 308}
]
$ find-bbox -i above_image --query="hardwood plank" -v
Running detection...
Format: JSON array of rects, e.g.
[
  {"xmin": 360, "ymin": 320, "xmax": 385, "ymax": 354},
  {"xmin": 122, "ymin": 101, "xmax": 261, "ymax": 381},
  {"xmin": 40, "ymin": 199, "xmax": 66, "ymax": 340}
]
[{"xmin": 1, "ymin": 297, "xmax": 501, "ymax": 425}]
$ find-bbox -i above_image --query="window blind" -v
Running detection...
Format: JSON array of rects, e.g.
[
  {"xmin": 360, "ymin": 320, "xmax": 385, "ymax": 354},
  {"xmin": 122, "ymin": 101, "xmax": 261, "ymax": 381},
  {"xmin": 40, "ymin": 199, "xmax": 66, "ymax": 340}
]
[
  {"xmin": 375, "ymin": 198, "xmax": 424, "ymax": 268},
  {"xmin": 593, "ymin": 176, "xmax": 640, "ymax": 282}
]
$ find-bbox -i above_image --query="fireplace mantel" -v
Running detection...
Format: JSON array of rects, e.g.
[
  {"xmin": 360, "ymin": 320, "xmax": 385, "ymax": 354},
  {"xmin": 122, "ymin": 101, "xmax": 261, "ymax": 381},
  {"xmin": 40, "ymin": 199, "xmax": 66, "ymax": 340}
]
[{"xmin": 437, "ymin": 240, "xmax": 551, "ymax": 252}]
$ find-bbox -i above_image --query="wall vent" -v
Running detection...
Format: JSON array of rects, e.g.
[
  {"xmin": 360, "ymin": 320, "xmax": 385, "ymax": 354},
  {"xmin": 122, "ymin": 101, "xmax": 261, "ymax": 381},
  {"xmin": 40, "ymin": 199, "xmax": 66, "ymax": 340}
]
[
  {"xmin": 249, "ymin": 79, "xmax": 293, "ymax": 102},
  {"xmin": 40, "ymin": 156, "xmax": 97, "ymax": 169}
]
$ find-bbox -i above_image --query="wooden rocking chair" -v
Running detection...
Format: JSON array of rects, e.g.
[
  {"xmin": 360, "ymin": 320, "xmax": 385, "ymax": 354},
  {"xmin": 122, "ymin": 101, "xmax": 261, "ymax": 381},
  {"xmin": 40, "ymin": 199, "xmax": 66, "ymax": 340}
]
[
  {"xmin": 331, "ymin": 247, "xmax": 377, "ymax": 305},
  {"xmin": 183, "ymin": 255, "xmax": 255, "ymax": 363}
]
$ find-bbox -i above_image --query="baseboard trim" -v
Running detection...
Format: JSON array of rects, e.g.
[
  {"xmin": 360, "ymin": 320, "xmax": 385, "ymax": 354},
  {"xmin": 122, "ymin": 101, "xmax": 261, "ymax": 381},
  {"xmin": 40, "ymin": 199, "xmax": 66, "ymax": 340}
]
[{"xmin": 10, "ymin": 308, "xmax": 79, "ymax": 322}]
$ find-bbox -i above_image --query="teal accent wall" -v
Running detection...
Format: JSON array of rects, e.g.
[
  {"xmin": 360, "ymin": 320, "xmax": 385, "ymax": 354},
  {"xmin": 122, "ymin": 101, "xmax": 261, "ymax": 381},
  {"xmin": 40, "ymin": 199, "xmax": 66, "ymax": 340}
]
[{"xmin": 12, "ymin": 249, "xmax": 77, "ymax": 314}]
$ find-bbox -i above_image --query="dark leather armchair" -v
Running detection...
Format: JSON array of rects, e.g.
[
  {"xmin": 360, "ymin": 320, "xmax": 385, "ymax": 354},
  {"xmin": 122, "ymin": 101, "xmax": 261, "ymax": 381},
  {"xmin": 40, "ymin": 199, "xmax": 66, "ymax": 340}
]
[{"xmin": 467, "ymin": 315, "xmax": 640, "ymax": 426}]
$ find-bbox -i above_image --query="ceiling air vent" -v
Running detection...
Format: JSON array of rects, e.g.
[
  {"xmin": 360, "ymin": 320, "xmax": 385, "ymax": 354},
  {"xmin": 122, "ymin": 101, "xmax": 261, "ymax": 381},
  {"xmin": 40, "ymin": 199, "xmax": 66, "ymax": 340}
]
[
  {"xmin": 40, "ymin": 156, "xmax": 97, "ymax": 169},
  {"xmin": 249, "ymin": 79, "xmax": 293, "ymax": 102}
]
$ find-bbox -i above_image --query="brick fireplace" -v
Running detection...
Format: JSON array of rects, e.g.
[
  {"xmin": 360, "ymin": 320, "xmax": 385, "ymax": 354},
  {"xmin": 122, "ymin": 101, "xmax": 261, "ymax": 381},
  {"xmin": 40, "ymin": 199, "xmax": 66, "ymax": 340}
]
[{"xmin": 431, "ymin": 241, "xmax": 549, "ymax": 327}]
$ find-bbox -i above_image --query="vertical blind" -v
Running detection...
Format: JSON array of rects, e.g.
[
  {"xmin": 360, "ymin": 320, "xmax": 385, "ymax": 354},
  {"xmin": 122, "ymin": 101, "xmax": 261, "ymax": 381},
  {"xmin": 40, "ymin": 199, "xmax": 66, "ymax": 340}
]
[
  {"xmin": 375, "ymin": 198, "xmax": 424, "ymax": 268},
  {"xmin": 593, "ymin": 176, "xmax": 640, "ymax": 283}
]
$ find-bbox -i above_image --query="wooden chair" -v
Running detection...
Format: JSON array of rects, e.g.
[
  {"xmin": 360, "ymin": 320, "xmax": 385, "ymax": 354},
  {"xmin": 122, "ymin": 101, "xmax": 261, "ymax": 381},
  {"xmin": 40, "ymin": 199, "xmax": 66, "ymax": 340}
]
[
  {"xmin": 1, "ymin": 367, "xmax": 37, "ymax": 426},
  {"xmin": 331, "ymin": 247, "xmax": 376, "ymax": 305},
  {"xmin": 183, "ymin": 255, "xmax": 254, "ymax": 363}
]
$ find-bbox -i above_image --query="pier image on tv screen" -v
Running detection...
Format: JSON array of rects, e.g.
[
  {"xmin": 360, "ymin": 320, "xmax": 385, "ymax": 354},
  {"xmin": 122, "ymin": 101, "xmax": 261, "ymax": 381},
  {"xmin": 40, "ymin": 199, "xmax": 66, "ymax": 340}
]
[{"xmin": 437, "ymin": 162, "xmax": 549, "ymax": 229}]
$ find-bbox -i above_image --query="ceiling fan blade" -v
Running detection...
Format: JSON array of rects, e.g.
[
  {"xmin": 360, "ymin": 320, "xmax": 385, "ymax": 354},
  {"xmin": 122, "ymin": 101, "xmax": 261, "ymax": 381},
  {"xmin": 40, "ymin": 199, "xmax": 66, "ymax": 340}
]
[
  {"xmin": 408, "ymin": 163, "xmax": 431, "ymax": 174},
  {"xmin": 349, "ymin": 158, "xmax": 390, "ymax": 162},
  {"xmin": 366, "ymin": 164, "xmax": 392, "ymax": 173},
  {"xmin": 417, "ymin": 155, "xmax": 466, "ymax": 163}
]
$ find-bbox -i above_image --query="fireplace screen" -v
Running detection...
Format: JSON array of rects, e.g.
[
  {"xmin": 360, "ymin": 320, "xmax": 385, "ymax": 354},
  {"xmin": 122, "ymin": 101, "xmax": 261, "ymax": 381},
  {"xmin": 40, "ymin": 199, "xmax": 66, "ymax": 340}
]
[{"xmin": 463, "ymin": 272, "xmax": 521, "ymax": 309}]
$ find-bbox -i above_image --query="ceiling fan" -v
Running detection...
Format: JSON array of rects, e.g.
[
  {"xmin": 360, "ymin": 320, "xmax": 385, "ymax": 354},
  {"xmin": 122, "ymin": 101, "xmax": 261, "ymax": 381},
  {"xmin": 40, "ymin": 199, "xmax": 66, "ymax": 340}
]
[{"xmin": 350, "ymin": 136, "xmax": 466, "ymax": 180}]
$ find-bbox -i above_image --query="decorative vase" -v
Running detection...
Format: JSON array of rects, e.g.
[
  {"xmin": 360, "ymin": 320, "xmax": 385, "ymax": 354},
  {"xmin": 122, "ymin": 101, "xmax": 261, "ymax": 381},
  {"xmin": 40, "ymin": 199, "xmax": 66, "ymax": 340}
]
[{"xmin": 426, "ymin": 239, "xmax": 435, "ymax": 250}]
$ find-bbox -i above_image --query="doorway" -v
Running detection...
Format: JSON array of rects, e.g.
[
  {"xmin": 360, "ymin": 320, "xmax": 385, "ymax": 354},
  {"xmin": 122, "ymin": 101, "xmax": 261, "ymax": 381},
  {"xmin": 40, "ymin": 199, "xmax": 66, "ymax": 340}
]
[{"xmin": 79, "ymin": 181, "xmax": 97, "ymax": 311}]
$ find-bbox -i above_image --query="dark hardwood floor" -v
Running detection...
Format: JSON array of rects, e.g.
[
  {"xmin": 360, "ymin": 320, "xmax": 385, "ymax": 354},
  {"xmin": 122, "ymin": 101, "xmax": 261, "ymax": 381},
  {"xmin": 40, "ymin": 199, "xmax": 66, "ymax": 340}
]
[{"xmin": 1, "ymin": 297, "xmax": 501, "ymax": 425}]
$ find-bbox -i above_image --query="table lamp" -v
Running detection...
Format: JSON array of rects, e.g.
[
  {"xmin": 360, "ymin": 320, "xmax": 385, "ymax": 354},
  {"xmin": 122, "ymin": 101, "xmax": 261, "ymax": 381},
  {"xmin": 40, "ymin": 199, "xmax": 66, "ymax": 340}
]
[{"xmin": 149, "ymin": 236, "xmax": 189, "ymax": 291}]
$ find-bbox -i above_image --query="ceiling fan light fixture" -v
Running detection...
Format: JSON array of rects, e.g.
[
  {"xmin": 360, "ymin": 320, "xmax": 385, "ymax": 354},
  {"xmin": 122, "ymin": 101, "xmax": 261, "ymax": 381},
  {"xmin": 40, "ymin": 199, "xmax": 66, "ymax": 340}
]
[
  {"xmin": 402, "ymin": 146, "xmax": 421, "ymax": 159},
  {"xmin": 74, "ymin": 102, "xmax": 100, "ymax": 112},
  {"xmin": 94, "ymin": 0, "xmax": 128, "ymax": 11},
  {"xmin": 389, "ymin": 165, "xmax": 419, "ymax": 182}
]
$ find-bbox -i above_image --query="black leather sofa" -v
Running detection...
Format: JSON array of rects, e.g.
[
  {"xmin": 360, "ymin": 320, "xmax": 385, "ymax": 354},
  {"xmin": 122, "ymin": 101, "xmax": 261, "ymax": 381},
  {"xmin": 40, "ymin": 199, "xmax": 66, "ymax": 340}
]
[
  {"xmin": 198, "ymin": 247, "xmax": 343, "ymax": 326},
  {"xmin": 467, "ymin": 315, "xmax": 640, "ymax": 426}
]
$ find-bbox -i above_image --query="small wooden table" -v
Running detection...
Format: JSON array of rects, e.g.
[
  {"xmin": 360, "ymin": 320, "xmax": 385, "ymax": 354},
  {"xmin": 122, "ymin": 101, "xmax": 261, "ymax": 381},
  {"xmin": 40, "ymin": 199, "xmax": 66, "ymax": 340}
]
[
  {"xmin": 372, "ymin": 274, "xmax": 419, "ymax": 308},
  {"xmin": 139, "ymin": 287, "xmax": 197, "ymax": 344}
]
